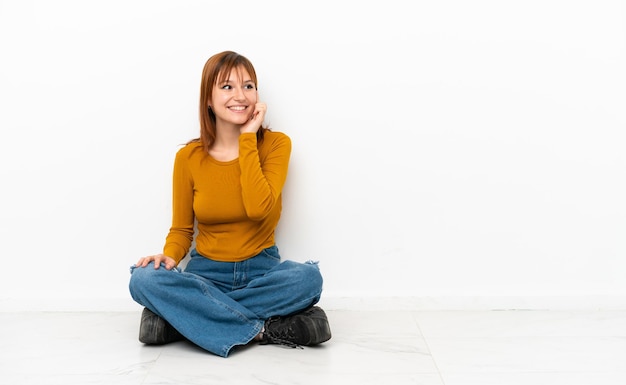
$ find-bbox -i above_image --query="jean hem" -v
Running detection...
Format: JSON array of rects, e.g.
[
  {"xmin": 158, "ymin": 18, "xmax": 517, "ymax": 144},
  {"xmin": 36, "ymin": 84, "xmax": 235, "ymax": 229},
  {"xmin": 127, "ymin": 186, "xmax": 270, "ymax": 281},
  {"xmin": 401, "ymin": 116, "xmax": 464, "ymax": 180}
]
[{"xmin": 222, "ymin": 319, "xmax": 265, "ymax": 358}]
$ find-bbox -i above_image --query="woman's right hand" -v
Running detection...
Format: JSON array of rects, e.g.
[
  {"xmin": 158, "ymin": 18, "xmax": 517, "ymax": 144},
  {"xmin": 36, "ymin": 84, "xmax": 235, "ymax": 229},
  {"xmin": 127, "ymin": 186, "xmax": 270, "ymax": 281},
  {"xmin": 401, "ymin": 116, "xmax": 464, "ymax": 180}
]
[{"xmin": 135, "ymin": 253, "xmax": 177, "ymax": 270}]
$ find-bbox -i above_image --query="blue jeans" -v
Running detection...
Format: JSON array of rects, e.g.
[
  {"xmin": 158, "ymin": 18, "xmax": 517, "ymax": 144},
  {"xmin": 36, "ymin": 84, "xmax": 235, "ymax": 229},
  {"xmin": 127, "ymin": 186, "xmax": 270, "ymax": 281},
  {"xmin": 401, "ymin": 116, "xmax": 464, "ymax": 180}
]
[{"xmin": 128, "ymin": 246, "xmax": 323, "ymax": 357}]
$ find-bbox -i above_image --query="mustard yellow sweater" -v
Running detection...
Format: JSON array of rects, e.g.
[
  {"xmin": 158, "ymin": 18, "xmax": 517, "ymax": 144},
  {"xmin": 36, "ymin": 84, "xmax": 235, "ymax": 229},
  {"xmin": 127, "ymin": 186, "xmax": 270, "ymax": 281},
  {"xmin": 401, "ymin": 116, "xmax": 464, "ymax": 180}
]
[{"xmin": 163, "ymin": 131, "xmax": 291, "ymax": 264}]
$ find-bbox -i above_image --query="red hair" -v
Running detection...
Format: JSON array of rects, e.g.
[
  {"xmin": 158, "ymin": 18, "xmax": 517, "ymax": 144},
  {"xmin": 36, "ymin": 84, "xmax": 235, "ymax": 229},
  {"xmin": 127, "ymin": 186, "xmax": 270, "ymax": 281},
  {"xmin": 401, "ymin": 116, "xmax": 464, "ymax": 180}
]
[{"xmin": 192, "ymin": 51, "xmax": 266, "ymax": 153}]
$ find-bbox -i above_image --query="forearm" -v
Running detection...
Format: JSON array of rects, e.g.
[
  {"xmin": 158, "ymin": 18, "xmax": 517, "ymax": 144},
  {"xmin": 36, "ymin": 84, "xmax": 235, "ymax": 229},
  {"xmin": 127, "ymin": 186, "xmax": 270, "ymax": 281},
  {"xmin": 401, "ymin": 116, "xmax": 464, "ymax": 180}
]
[{"xmin": 238, "ymin": 133, "xmax": 290, "ymax": 220}]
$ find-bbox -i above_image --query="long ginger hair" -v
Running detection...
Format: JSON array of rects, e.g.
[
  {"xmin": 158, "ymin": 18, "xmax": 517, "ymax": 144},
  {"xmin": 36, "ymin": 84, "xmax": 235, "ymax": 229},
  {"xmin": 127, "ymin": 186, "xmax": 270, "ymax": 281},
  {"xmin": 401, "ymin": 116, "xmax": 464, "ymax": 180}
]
[{"xmin": 192, "ymin": 51, "xmax": 266, "ymax": 153}]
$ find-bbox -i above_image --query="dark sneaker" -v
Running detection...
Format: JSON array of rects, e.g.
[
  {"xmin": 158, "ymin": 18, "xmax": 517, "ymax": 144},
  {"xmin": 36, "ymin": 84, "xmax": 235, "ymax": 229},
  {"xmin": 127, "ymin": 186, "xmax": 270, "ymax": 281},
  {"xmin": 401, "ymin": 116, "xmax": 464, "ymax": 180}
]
[
  {"xmin": 138, "ymin": 307, "xmax": 185, "ymax": 345},
  {"xmin": 261, "ymin": 306, "xmax": 332, "ymax": 348}
]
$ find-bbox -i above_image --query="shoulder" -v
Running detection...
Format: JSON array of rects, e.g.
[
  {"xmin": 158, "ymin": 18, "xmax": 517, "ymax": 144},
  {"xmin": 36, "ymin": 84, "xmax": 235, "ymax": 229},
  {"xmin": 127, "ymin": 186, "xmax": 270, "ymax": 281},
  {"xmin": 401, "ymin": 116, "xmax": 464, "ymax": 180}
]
[
  {"xmin": 262, "ymin": 130, "xmax": 291, "ymax": 148},
  {"xmin": 173, "ymin": 141, "xmax": 206, "ymax": 165},
  {"xmin": 175, "ymin": 141, "xmax": 204, "ymax": 157},
  {"xmin": 259, "ymin": 130, "xmax": 291, "ymax": 159}
]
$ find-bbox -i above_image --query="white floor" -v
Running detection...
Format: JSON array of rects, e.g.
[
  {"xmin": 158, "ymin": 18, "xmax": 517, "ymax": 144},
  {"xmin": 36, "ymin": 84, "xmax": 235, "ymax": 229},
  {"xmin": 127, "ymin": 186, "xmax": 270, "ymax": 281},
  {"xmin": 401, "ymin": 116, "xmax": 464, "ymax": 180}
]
[{"xmin": 1, "ymin": 309, "xmax": 625, "ymax": 385}]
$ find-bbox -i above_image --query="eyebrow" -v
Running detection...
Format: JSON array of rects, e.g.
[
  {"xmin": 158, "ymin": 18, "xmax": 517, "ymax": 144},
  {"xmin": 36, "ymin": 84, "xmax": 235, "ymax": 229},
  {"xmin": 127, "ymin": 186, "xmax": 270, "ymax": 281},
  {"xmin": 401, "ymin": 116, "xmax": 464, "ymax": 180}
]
[{"xmin": 219, "ymin": 79, "xmax": 254, "ymax": 84}]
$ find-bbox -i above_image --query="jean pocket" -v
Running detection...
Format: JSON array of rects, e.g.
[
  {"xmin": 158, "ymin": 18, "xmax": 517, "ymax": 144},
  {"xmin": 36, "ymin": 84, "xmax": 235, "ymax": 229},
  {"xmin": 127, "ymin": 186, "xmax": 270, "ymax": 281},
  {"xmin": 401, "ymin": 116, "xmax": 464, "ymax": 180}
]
[{"xmin": 260, "ymin": 245, "xmax": 280, "ymax": 261}]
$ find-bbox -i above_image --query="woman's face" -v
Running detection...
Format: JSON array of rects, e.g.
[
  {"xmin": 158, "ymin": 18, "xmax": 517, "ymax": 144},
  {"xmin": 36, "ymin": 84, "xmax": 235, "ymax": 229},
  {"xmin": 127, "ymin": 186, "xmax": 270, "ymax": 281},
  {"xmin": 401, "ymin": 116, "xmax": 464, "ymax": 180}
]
[{"xmin": 210, "ymin": 66, "xmax": 258, "ymax": 127}]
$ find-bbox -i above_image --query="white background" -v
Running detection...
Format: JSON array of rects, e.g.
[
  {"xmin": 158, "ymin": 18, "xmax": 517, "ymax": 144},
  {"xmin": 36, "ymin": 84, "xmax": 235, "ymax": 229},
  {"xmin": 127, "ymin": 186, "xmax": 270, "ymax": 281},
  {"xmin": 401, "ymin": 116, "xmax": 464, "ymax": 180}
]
[{"xmin": 0, "ymin": 0, "xmax": 624, "ymax": 311}]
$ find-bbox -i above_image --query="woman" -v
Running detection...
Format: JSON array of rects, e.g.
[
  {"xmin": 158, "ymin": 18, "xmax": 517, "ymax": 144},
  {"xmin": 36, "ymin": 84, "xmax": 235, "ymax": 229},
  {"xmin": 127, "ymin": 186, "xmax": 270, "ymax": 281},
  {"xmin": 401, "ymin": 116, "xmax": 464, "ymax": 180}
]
[{"xmin": 129, "ymin": 51, "xmax": 331, "ymax": 358}]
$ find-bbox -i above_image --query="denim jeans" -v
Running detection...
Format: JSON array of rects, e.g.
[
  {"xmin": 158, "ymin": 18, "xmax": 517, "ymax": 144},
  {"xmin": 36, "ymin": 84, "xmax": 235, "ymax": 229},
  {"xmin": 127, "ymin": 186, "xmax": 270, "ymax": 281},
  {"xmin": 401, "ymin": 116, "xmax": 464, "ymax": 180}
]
[{"xmin": 128, "ymin": 246, "xmax": 323, "ymax": 357}]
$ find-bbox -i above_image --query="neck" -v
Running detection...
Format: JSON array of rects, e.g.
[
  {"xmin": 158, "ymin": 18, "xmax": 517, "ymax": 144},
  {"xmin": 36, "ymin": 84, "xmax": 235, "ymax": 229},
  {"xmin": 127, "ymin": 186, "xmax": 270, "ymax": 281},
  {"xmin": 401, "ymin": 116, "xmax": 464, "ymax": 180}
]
[
  {"xmin": 213, "ymin": 121, "xmax": 241, "ymax": 146},
  {"xmin": 209, "ymin": 123, "xmax": 241, "ymax": 161}
]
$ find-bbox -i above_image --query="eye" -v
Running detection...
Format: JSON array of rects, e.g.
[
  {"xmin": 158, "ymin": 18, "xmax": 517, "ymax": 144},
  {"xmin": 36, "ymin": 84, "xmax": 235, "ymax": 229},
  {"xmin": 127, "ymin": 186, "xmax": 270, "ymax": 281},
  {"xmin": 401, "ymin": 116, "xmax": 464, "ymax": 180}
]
[
  {"xmin": 221, "ymin": 84, "xmax": 232, "ymax": 90},
  {"xmin": 245, "ymin": 83, "xmax": 256, "ymax": 90}
]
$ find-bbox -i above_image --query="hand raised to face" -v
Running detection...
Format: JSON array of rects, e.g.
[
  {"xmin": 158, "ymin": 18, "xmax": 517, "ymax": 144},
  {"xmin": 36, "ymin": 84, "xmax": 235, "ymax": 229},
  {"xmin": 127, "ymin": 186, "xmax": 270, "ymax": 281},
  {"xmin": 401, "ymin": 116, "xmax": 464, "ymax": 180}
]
[{"xmin": 240, "ymin": 99, "xmax": 266, "ymax": 134}]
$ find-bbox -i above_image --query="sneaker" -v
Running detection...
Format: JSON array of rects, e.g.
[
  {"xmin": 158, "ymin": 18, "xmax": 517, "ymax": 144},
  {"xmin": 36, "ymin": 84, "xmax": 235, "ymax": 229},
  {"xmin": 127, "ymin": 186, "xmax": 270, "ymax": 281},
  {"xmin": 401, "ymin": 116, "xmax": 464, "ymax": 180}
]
[
  {"xmin": 261, "ymin": 306, "xmax": 332, "ymax": 348},
  {"xmin": 138, "ymin": 307, "xmax": 185, "ymax": 345}
]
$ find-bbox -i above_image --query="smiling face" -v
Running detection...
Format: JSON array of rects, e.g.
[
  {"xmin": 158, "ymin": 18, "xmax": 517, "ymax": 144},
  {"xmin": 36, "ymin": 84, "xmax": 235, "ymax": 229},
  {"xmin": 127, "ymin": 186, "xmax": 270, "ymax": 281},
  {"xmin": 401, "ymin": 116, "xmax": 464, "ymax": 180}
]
[{"xmin": 210, "ymin": 66, "xmax": 258, "ymax": 128}]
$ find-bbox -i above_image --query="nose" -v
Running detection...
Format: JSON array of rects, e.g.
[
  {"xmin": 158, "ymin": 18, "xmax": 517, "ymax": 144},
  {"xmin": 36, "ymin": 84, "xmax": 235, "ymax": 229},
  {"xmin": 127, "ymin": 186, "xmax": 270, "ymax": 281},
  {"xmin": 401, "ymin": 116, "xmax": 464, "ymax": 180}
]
[{"xmin": 234, "ymin": 86, "xmax": 246, "ymax": 101}]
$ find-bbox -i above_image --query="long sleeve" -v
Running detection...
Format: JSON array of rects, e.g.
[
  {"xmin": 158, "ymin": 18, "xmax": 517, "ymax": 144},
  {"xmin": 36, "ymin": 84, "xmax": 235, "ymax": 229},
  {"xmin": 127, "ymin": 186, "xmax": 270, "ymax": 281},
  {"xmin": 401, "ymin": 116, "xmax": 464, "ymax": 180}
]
[
  {"xmin": 163, "ymin": 146, "xmax": 196, "ymax": 264},
  {"xmin": 238, "ymin": 132, "xmax": 291, "ymax": 220},
  {"xmin": 160, "ymin": 132, "xmax": 291, "ymax": 263}
]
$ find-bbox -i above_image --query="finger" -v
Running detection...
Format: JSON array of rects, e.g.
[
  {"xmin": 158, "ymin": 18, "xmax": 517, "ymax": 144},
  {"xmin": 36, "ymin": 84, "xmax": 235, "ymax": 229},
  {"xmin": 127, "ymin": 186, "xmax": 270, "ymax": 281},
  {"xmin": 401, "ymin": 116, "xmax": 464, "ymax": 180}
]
[
  {"xmin": 137, "ymin": 257, "xmax": 149, "ymax": 267},
  {"xmin": 255, "ymin": 103, "xmax": 266, "ymax": 119}
]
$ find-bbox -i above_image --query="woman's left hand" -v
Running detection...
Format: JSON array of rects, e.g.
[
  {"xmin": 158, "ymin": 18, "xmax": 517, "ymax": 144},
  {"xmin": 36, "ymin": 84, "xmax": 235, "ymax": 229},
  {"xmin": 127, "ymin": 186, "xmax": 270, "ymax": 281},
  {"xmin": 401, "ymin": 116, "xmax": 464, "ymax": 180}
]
[{"xmin": 240, "ymin": 101, "xmax": 267, "ymax": 134}]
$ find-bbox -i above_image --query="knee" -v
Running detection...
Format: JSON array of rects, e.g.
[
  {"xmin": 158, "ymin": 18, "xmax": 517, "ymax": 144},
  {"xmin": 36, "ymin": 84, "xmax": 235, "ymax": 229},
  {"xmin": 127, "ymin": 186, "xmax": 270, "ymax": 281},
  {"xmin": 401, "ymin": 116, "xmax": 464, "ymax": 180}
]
[
  {"xmin": 129, "ymin": 265, "xmax": 146, "ymax": 294},
  {"xmin": 128, "ymin": 265, "xmax": 163, "ymax": 296},
  {"xmin": 305, "ymin": 262, "xmax": 323, "ymax": 292},
  {"xmin": 297, "ymin": 262, "xmax": 324, "ymax": 307},
  {"xmin": 285, "ymin": 261, "xmax": 324, "ymax": 294}
]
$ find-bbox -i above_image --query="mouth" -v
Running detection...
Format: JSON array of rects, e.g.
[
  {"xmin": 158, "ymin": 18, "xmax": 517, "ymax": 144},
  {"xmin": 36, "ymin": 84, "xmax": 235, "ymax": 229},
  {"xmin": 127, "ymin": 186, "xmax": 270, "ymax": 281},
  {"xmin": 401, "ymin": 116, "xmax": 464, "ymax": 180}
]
[{"xmin": 228, "ymin": 106, "xmax": 248, "ymax": 111}]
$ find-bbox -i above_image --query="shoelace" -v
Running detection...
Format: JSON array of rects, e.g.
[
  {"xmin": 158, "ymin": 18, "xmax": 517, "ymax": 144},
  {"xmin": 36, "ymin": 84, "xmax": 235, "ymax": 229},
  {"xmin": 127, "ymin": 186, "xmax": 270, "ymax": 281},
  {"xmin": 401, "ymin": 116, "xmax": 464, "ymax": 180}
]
[{"xmin": 262, "ymin": 319, "xmax": 304, "ymax": 349}]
